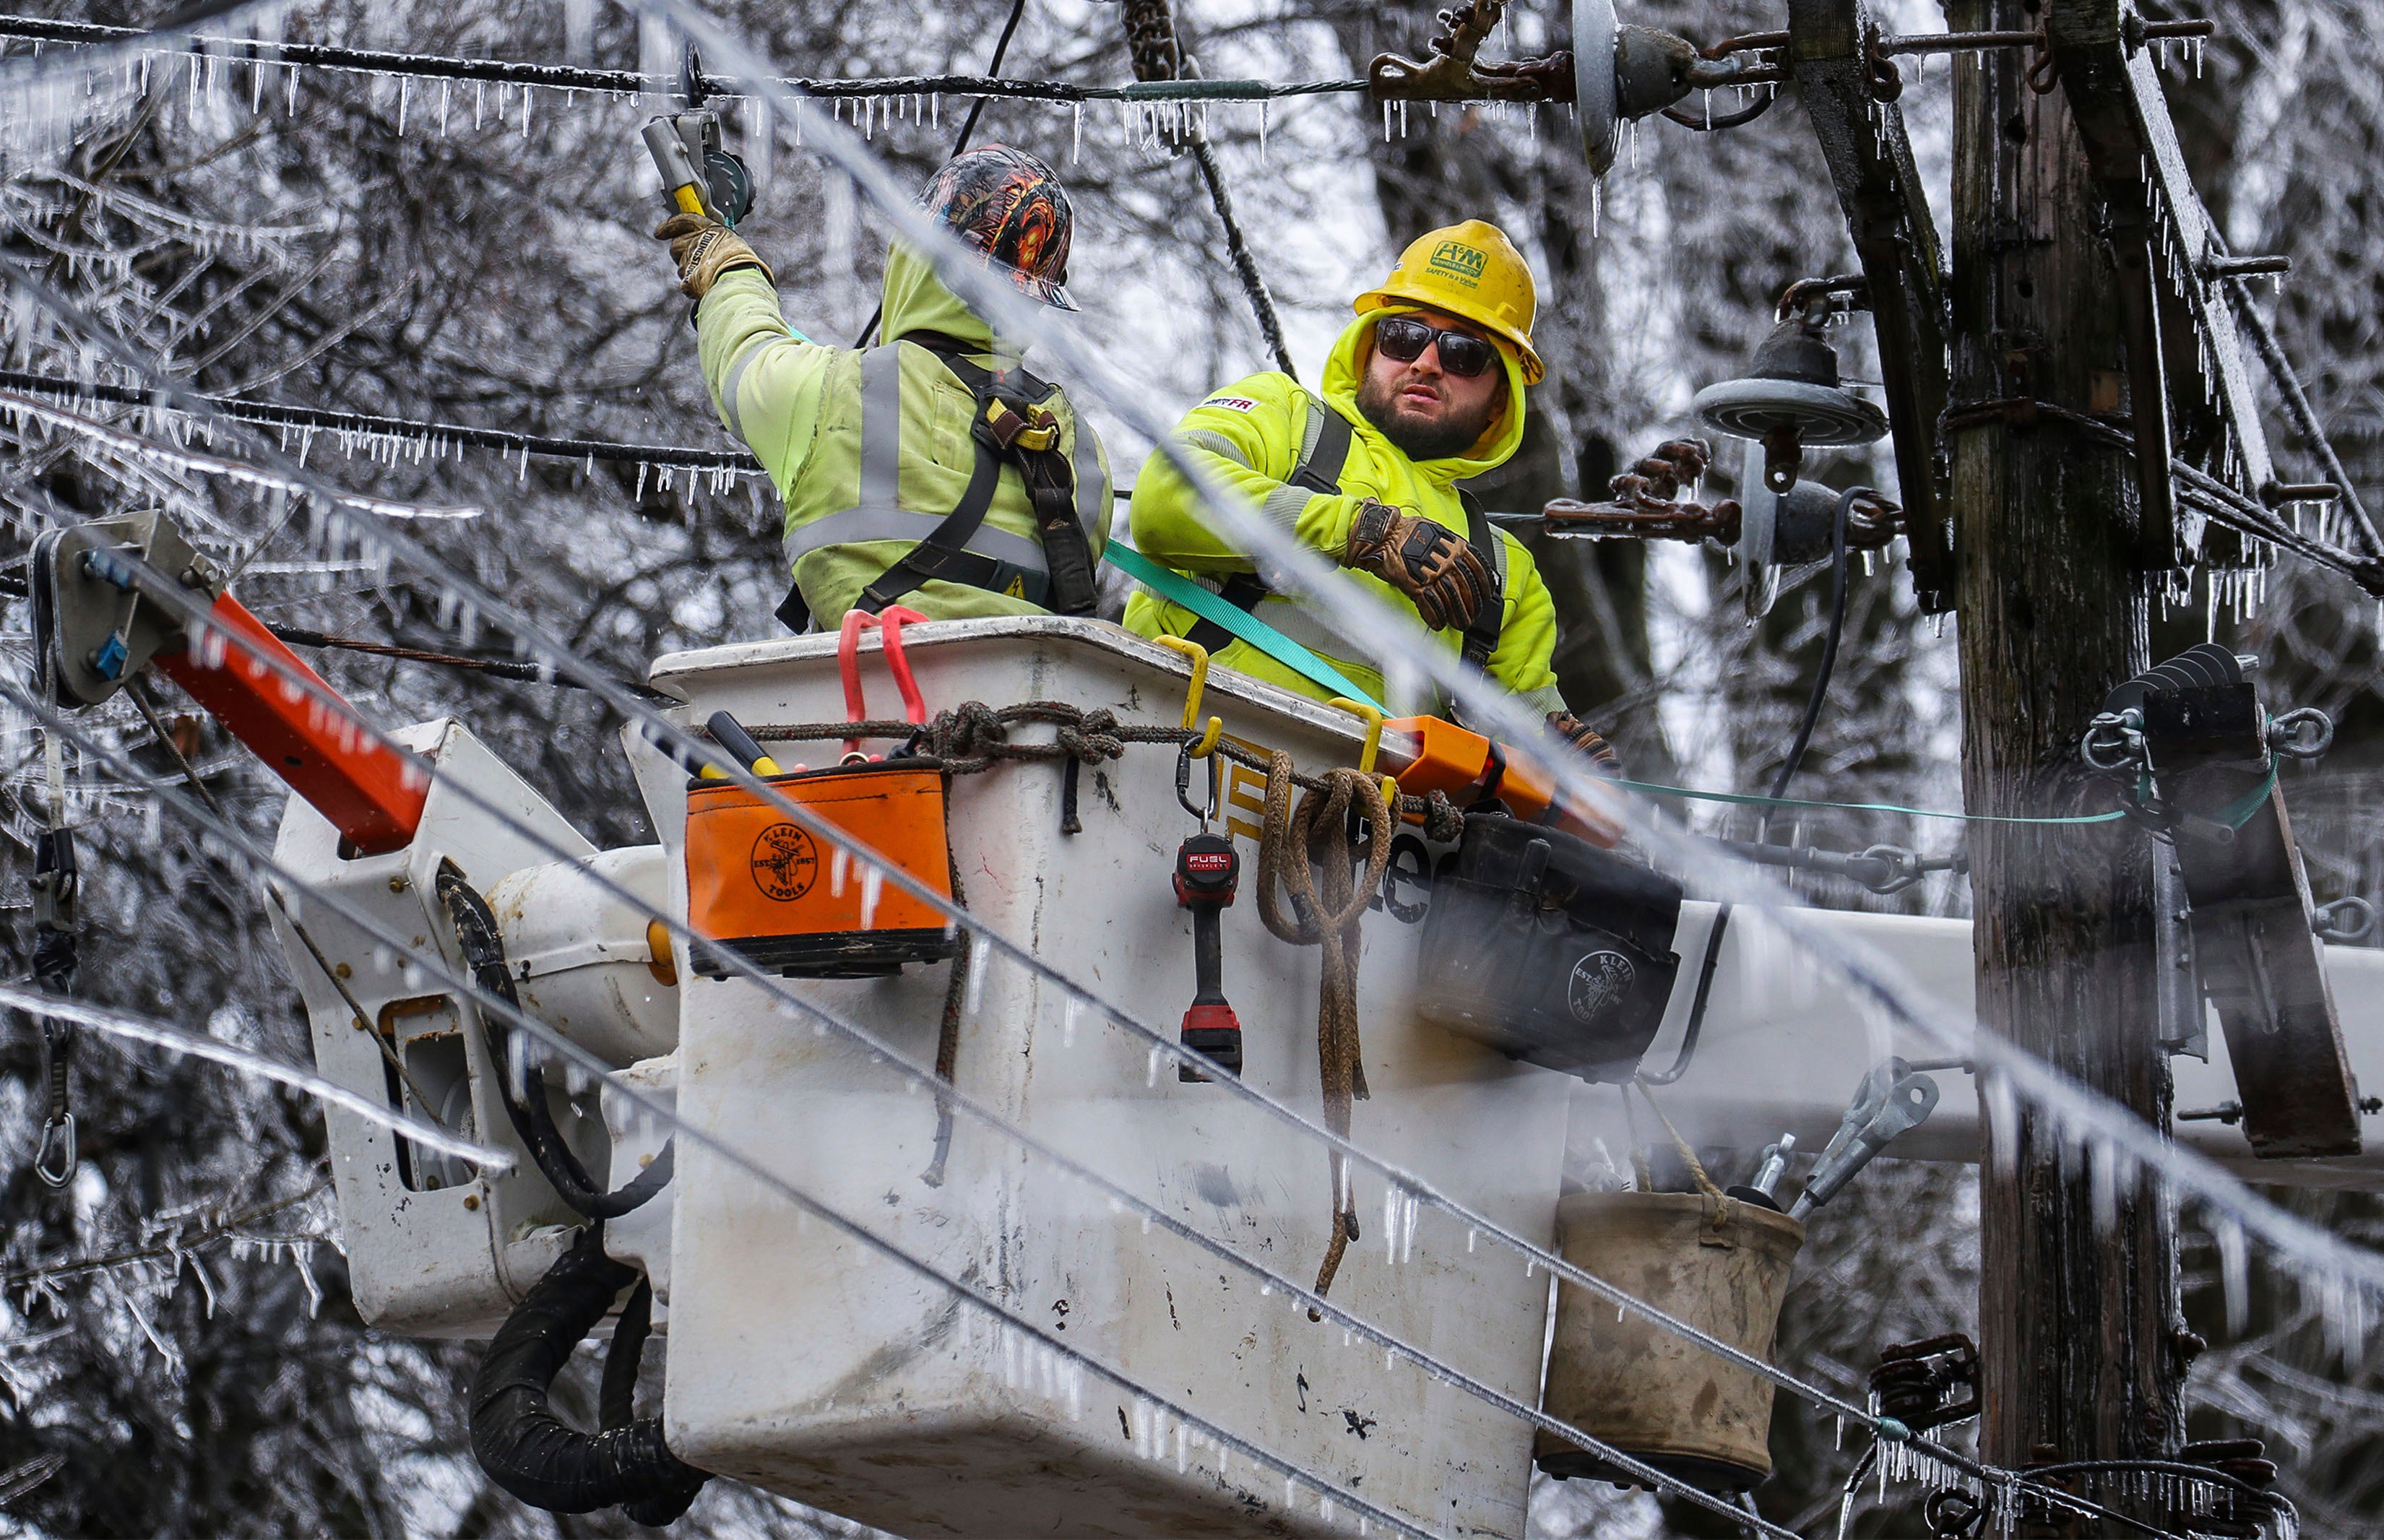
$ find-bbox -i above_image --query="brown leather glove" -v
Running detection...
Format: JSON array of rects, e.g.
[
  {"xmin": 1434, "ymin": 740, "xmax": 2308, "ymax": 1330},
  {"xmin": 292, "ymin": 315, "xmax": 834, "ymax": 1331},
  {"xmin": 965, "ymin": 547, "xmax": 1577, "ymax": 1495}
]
[
  {"xmin": 1343, "ymin": 498, "xmax": 1493, "ymax": 632},
  {"xmin": 1547, "ymin": 711, "xmax": 1621, "ymax": 773},
  {"xmin": 654, "ymin": 212, "xmax": 772, "ymax": 300}
]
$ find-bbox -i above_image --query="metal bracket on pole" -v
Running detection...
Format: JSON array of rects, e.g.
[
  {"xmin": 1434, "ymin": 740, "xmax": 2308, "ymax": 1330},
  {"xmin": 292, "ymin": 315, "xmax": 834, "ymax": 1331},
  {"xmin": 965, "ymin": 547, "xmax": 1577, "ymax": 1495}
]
[
  {"xmin": 1784, "ymin": 0, "xmax": 1956, "ymax": 613},
  {"xmin": 2047, "ymin": 0, "xmax": 2276, "ymax": 571},
  {"xmin": 2138, "ymin": 682, "xmax": 2360, "ymax": 1157}
]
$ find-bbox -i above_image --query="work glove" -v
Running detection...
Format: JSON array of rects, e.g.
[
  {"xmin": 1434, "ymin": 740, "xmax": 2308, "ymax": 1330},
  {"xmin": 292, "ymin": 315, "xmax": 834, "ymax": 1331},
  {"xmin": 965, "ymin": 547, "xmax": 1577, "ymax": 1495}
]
[
  {"xmin": 1547, "ymin": 711, "xmax": 1622, "ymax": 774},
  {"xmin": 654, "ymin": 212, "xmax": 772, "ymax": 300},
  {"xmin": 1343, "ymin": 498, "xmax": 1493, "ymax": 633}
]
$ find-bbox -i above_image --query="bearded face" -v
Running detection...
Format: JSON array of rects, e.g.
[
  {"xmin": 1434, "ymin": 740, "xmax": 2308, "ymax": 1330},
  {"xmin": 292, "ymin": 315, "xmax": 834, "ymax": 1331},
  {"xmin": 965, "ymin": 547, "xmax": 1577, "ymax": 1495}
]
[{"xmin": 1354, "ymin": 312, "xmax": 1509, "ymax": 462}]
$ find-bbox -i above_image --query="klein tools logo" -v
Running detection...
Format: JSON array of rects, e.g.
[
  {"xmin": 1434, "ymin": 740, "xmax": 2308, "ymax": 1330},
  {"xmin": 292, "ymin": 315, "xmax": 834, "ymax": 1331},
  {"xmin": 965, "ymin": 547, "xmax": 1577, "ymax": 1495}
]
[
  {"xmin": 1428, "ymin": 241, "xmax": 1487, "ymax": 286},
  {"xmin": 751, "ymin": 823, "xmax": 820, "ymax": 901},
  {"xmin": 1565, "ymin": 950, "xmax": 1636, "ymax": 1025}
]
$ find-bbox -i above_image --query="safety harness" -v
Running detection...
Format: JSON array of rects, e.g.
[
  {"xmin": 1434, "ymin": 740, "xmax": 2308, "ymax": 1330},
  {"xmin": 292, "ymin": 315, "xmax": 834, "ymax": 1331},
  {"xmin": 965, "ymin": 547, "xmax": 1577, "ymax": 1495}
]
[
  {"xmin": 1179, "ymin": 399, "xmax": 1507, "ymax": 682},
  {"xmin": 774, "ymin": 332, "xmax": 1100, "ymax": 633}
]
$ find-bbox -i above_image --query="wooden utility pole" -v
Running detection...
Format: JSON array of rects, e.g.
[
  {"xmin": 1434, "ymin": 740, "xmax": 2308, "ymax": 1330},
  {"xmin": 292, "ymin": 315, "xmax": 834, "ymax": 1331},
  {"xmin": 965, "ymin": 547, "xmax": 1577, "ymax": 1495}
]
[{"xmin": 1948, "ymin": 0, "xmax": 2187, "ymax": 1507}]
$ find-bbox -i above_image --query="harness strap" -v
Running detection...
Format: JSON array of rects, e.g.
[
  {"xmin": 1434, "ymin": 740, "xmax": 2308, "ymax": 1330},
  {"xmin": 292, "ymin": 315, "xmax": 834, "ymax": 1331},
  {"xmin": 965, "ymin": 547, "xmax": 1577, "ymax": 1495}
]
[
  {"xmin": 1185, "ymin": 402, "xmax": 1352, "ymax": 654},
  {"xmin": 855, "ymin": 334, "xmax": 1096, "ymax": 620}
]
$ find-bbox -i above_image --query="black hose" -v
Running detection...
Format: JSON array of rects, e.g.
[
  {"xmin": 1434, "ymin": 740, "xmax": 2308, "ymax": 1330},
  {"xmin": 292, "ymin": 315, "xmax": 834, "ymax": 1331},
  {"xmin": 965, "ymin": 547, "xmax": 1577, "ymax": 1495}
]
[
  {"xmin": 469, "ymin": 1229, "xmax": 708, "ymax": 1522},
  {"xmin": 1636, "ymin": 903, "xmax": 1731, "ymax": 1086},
  {"xmin": 1757, "ymin": 486, "xmax": 1865, "ymax": 840},
  {"xmin": 434, "ymin": 865, "xmax": 674, "ymax": 1219}
]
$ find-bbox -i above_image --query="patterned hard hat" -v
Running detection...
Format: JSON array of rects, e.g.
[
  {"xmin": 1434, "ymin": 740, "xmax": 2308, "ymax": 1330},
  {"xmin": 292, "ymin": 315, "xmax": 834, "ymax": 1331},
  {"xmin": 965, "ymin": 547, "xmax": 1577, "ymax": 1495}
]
[{"xmin": 917, "ymin": 145, "xmax": 1077, "ymax": 311}]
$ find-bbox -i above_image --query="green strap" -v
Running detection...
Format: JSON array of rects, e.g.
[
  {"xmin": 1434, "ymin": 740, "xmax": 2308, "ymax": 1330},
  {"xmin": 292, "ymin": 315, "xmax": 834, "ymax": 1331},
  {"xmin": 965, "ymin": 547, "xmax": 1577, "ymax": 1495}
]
[{"xmin": 1104, "ymin": 545, "xmax": 1383, "ymax": 709}]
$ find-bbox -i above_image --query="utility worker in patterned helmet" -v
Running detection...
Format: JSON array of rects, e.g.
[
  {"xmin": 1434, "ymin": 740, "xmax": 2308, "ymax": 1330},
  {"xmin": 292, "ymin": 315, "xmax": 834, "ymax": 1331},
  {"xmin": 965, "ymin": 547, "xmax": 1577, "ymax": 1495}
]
[
  {"xmin": 656, "ymin": 145, "xmax": 1111, "ymax": 632},
  {"xmin": 1125, "ymin": 220, "xmax": 1618, "ymax": 766}
]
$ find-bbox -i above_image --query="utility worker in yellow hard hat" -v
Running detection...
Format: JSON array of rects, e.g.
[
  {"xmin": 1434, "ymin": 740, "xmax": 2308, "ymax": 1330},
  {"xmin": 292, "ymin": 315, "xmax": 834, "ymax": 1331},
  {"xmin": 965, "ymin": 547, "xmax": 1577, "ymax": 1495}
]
[
  {"xmin": 655, "ymin": 146, "xmax": 1112, "ymax": 633},
  {"xmin": 1125, "ymin": 220, "xmax": 1616, "ymax": 763}
]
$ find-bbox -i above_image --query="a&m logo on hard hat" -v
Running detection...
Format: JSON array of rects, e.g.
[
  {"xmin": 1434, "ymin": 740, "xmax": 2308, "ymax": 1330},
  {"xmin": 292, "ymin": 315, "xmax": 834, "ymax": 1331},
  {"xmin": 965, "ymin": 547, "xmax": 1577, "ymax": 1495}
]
[
  {"xmin": 751, "ymin": 823, "xmax": 819, "ymax": 901},
  {"xmin": 1428, "ymin": 241, "xmax": 1487, "ymax": 286}
]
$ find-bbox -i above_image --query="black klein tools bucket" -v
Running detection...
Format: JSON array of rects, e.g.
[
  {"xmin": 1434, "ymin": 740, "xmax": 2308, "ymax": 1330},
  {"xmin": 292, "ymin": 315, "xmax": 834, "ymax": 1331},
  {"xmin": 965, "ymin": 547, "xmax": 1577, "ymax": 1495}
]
[{"xmin": 1415, "ymin": 813, "xmax": 1684, "ymax": 1081}]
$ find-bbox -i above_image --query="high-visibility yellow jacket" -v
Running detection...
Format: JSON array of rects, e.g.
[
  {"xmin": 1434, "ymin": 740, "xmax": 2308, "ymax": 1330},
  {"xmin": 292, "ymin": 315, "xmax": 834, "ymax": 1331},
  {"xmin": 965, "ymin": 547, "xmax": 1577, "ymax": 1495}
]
[
  {"xmin": 692, "ymin": 244, "xmax": 1112, "ymax": 628},
  {"xmin": 1122, "ymin": 310, "xmax": 1565, "ymax": 714}
]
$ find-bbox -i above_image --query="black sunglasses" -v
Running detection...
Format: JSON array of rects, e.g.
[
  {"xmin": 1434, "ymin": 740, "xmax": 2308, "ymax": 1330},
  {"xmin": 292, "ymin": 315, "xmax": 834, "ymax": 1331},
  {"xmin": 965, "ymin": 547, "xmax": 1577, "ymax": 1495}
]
[{"xmin": 1374, "ymin": 315, "xmax": 1500, "ymax": 378}]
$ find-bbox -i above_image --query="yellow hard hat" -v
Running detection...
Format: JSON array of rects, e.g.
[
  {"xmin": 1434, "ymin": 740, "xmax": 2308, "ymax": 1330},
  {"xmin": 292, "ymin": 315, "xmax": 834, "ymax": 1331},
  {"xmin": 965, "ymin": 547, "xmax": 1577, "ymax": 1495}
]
[{"xmin": 1354, "ymin": 220, "xmax": 1544, "ymax": 386}]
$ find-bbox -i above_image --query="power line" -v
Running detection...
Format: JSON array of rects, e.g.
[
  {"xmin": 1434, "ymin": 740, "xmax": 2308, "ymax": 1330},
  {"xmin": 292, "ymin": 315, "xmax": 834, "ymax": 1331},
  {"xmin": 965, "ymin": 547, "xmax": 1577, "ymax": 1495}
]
[
  {"xmin": 0, "ymin": 14, "xmax": 1364, "ymax": 105},
  {"xmin": 0, "ymin": 369, "xmax": 762, "ymax": 473}
]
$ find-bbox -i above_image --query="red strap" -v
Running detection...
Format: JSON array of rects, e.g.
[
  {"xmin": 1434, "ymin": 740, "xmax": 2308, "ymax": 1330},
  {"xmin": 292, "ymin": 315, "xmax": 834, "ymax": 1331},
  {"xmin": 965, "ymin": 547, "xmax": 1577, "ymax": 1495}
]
[{"xmin": 838, "ymin": 607, "xmax": 930, "ymax": 756}]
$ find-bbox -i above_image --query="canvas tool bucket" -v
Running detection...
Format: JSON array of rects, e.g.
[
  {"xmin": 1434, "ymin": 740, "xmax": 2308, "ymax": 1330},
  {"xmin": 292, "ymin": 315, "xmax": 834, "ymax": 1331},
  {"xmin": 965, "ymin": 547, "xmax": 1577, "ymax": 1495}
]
[
  {"xmin": 1536, "ymin": 1189, "xmax": 1805, "ymax": 1493},
  {"xmin": 684, "ymin": 759, "xmax": 959, "ymax": 979}
]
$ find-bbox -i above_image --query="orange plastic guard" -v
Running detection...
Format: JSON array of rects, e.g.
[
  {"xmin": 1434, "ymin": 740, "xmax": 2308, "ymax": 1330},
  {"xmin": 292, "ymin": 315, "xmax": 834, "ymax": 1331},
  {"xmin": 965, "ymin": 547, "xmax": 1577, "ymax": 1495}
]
[
  {"xmin": 1381, "ymin": 715, "xmax": 1622, "ymax": 848},
  {"xmin": 151, "ymin": 593, "xmax": 429, "ymax": 855}
]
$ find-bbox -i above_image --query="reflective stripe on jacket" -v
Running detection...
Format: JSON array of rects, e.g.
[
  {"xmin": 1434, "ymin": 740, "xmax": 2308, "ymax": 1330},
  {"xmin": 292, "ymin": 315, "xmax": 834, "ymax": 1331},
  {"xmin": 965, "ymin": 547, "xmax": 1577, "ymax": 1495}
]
[
  {"xmin": 693, "ymin": 244, "xmax": 1113, "ymax": 627},
  {"xmin": 1121, "ymin": 309, "xmax": 1564, "ymax": 714}
]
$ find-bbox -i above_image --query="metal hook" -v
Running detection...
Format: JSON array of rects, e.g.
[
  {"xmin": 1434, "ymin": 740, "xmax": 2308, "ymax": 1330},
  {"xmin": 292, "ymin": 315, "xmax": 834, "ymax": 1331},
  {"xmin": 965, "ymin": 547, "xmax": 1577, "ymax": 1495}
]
[
  {"xmin": 33, "ymin": 1112, "xmax": 74, "ymax": 1188},
  {"xmin": 2267, "ymin": 705, "xmax": 2334, "ymax": 761},
  {"xmin": 2081, "ymin": 708, "xmax": 2144, "ymax": 772}
]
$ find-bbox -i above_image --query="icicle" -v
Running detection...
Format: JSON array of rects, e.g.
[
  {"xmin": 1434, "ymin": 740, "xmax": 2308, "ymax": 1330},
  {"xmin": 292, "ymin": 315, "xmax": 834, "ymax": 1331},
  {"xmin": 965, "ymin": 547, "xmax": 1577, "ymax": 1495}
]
[
  {"xmin": 397, "ymin": 77, "xmax": 410, "ymax": 136},
  {"xmin": 1071, "ymin": 102, "xmax": 1082, "ymax": 163}
]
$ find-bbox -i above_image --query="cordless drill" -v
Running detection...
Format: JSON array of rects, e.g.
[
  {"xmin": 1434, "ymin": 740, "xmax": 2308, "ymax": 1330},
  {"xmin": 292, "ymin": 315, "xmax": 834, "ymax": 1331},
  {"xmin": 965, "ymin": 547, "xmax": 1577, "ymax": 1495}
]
[{"xmin": 1173, "ymin": 831, "xmax": 1243, "ymax": 1081}]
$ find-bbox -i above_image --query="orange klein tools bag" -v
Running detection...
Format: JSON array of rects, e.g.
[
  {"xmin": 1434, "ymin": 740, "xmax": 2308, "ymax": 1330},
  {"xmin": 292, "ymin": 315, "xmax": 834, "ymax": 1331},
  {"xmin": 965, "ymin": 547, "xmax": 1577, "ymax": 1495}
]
[{"xmin": 685, "ymin": 608, "xmax": 962, "ymax": 979}]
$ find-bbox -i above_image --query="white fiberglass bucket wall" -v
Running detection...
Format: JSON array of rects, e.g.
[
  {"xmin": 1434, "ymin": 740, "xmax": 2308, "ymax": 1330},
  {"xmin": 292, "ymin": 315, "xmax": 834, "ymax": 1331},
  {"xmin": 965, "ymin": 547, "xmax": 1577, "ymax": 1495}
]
[{"xmin": 635, "ymin": 618, "xmax": 1572, "ymax": 1540}]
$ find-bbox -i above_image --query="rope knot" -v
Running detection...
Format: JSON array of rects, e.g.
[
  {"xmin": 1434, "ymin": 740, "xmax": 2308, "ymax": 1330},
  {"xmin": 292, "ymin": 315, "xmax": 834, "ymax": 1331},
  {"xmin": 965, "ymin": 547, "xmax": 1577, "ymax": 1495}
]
[{"xmin": 1053, "ymin": 706, "xmax": 1126, "ymax": 764}]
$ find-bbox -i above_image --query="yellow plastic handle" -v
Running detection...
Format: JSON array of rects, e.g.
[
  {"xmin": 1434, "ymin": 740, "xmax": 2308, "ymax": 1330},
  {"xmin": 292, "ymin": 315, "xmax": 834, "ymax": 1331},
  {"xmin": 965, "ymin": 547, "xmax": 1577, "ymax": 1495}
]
[
  {"xmin": 671, "ymin": 183, "xmax": 706, "ymax": 216},
  {"xmin": 1329, "ymin": 696, "xmax": 1386, "ymax": 776}
]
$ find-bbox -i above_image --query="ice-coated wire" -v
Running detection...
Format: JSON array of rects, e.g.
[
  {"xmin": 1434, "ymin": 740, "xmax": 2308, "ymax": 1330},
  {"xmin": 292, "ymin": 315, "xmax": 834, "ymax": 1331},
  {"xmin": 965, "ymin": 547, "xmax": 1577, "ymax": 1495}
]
[
  {"xmin": 0, "ymin": 982, "xmax": 514, "ymax": 1168},
  {"xmin": 0, "ymin": 680, "xmax": 1446, "ymax": 1540},
  {"xmin": 2224, "ymin": 276, "xmax": 2384, "ymax": 561},
  {"xmin": 0, "ymin": 390, "xmax": 484, "ymax": 520},
  {"xmin": 0, "ymin": 13, "xmax": 1366, "ymax": 104},
  {"xmin": 1, "ymin": 1177, "xmax": 329, "ymax": 1288},
  {"xmin": 0, "ymin": 369, "xmax": 764, "ymax": 473}
]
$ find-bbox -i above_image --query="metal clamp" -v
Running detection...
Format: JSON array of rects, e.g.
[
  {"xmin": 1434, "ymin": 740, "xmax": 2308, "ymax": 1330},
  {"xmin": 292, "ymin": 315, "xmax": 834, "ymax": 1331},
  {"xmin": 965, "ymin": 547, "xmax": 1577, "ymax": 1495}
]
[
  {"xmin": 2081, "ymin": 708, "xmax": 2145, "ymax": 771},
  {"xmin": 1792, "ymin": 1059, "xmax": 1941, "ymax": 1218},
  {"xmin": 2266, "ymin": 705, "xmax": 2333, "ymax": 761}
]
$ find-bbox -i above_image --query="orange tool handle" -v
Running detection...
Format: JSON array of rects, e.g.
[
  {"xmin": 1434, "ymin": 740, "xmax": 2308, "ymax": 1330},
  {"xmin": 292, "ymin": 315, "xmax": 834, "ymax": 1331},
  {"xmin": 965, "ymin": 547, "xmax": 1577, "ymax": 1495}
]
[
  {"xmin": 1380, "ymin": 715, "xmax": 1622, "ymax": 847},
  {"xmin": 838, "ymin": 606, "xmax": 930, "ymax": 756},
  {"xmin": 152, "ymin": 593, "xmax": 429, "ymax": 855}
]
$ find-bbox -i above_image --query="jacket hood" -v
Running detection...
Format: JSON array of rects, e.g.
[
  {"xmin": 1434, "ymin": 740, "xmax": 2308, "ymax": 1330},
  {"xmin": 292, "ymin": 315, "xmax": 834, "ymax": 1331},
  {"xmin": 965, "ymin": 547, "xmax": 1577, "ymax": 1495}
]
[
  {"xmin": 1318, "ymin": 308, "xmax": 1527, "ymax": 482},
  {"xmin": 878, "ymin": 242, "xmax": 1018, "ymax": 360}
]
